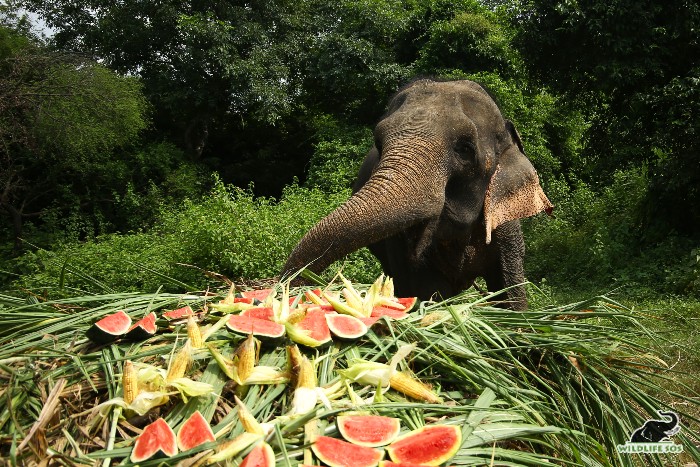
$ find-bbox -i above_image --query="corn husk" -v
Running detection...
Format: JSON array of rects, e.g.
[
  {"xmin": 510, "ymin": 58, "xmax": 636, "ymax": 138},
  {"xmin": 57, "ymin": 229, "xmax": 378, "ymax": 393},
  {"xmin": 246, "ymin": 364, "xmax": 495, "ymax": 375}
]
[
  {"xmin": 166, "ymin": 342, "xmax": 192, "ymax": 381},
  {"xmin": 206, "ymin": 432, "xmax": 262, "ymax": 464},
  {"xmin": 338, "ymin": 343, "xmax": 441, "ymax": 403},
  {"xmin": 234, "ymin": 395, "xmax": 265, "ymax": 435}
]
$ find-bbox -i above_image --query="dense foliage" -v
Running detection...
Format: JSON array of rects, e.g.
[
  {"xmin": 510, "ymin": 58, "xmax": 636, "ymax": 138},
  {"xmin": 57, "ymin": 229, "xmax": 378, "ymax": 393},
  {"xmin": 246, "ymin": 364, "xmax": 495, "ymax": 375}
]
[{"xmin": 1, "ymin": 0, "xmax": 698, "ymax": 299}]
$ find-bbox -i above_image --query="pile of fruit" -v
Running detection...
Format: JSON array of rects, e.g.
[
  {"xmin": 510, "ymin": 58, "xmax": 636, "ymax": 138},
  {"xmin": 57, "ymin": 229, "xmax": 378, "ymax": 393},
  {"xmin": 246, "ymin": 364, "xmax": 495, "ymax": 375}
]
[{"xmin": 81, "ymin": 274, "xmax": 467, "ymax": 465}]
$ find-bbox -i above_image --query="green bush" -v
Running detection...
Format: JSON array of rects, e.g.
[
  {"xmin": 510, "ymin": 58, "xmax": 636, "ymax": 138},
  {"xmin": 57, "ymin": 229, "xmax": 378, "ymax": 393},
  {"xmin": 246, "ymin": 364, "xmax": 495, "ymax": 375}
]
[
  {"xmin": 11, "ymin": 177, "xmax": 382, "ymax": 295},
  {"xmin": 524, "ymin": 168, "xmax": 700, "ymax": 297},
  {"xmin": 305, "ymin": 115, "xmax": 373, "ymax": 193}
]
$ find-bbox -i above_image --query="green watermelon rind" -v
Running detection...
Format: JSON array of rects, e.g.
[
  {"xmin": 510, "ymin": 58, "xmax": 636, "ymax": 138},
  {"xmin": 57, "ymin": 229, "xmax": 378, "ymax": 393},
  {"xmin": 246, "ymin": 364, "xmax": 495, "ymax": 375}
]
[
  {"xmin": 312, "ymin": 436, "xmax": 384, "ymax": 467},
  {"xmin": 386, "ymin": 425, "xmax": 461, "ymax": 466},
  {"xmin": 337, "ymin": 414, "xmax": 401, "ymax": 447},
  {"xmin": 125, "ymin": 312, "xmax": 157, "ymax": 341},
  {"xmin": 86, "ymin": 310, "xmax": 132, "ymax": 344},
  {"xmin": 326, "ymin": 314, "xmax": 368, "ymax": 340},
  {"xmin": 286, "ymin": 309, "xmax": 332, "ymax": 348}
]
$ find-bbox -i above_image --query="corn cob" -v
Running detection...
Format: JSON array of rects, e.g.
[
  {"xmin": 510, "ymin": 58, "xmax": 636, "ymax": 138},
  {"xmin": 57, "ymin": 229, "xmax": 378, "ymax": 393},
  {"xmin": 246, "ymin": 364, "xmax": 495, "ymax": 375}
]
[
  {"xmin": 186, "ymin": 315, "xmax": 204, "ymax": 348},
  {"xmin": 122, "ymin": 360, "xmax": 138, "ymax": 405},
  {"xmin": 166, "ymin": 342, "xmax": 192, "ymax": 381},
  {"xmin": 235, "ymin": 334, "xmax": 258, "ymax": 384},
  {"xmin": 389, "ymin": 370, "xmax": 442, "ymax": 403},
  {"xmin": 296, "ymin": 355, "xmax": 316, "ymax": 389}
]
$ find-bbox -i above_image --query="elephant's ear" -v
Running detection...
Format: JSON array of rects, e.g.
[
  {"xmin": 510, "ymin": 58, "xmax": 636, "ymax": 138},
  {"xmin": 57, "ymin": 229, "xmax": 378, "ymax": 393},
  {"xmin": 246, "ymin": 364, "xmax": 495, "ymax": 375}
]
[{"xmin": 484, "ymin": 145, "xmax": 553, "ymax": 244}]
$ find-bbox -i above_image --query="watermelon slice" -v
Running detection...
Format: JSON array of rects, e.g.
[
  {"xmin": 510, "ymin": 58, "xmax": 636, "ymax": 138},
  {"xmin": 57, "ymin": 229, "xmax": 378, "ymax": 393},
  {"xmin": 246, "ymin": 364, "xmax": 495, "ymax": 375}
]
[
  {"xmin": 326, "ymin": 314, "xmax": 368, "ymax": 340},
  {"xmin": 86, "ymin": 310, "xmax": 132, "ymax": 344},
  {"xmin": 312, "ymin": 436, "xmax": 383, "ymax": 467},
  {"xmin": 360, "ymin": 316, "xmax": 382, "ymax": 327},
  {"xmin": 286, "ymin": 309, "xmax": 332, "ymax": 347},
  {"xmin": 337, "ymin": 414, "xmax": 401, "ymax": 447},
  {"xmin": 380, "ymin": 297, "xmax": 418, "ymax": 312},
  {"xmin": 177, "ymin": 410, "xmax": 215, "ymax": 451},
  {"xmin": 126, "ymin": 312, "xmax": 157, "ymax": 341},
  {"xmin": 240, "ymin": 441, "xmax": 275, "ymax": 467},
  {"xmin": 379, "ymin": 462, "xmax": 430, "ymax": 467},
  {"xmin": 241, "ymin": 288, "xmax": 274, "ymax": 302},
  {"xmin": 386, "ymin": 425, "xmax": 461, "ymax": 466},
  {"xmin": 240, "ymin": 307, "xmax": 275, "ymax": 321},
  {"xmin": 371, "ymin": 306, "xmax": 409, "ymax": 320},
  {"xmin": 130, "ymin": 417, "xmax": 178, "ymax": 462},
  {"xmin": 163, "ymin": 305, "xmax": 195, "ymax": 321},
  {"xmin": 227, "ymin": 315, "xmax": 285, "ymax": 340}
]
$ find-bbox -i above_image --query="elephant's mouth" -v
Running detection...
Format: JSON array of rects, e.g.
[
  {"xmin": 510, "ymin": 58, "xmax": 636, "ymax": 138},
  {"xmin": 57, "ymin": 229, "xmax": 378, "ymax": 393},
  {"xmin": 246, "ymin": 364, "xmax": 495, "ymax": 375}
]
[{"xmin": 405, "ymin": 215, "xmax": 474, "ymax": 264}]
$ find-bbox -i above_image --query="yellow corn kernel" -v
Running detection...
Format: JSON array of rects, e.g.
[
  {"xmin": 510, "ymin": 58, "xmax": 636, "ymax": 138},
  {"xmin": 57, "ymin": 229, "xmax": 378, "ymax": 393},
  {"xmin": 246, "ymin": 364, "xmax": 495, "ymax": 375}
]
[
  {"xmin": 389, "ymin": 371, "xmax": 442, "ymax": 403},
  {"xmin": 234, "ymin": 395, "xmax": 265, "ymax": 435},
  {"xmin": 187, "ymin": 315, "xmax": 204, "ymax": 348},
  {"xmin": 122, "ymin": 360, "xmax": 138, "ymax": 405},
  {"xmin": 235, "ymin": 334, "xmax": 258, "ymax": 384},
  {"xmin": 297, "ymin": 355, "xmax": 316, "ymax": 389},
  {"xmin": 166, "ymin": 343, "xmax": 192, "ymax": 381}
]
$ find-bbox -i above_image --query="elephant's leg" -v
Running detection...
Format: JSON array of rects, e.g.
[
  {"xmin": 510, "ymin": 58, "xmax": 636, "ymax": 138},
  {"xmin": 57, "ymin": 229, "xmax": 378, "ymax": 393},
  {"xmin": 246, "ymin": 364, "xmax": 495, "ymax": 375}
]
[{"xmin": 482, "ymin": 221, "xmax": 527, "ymax": 310}]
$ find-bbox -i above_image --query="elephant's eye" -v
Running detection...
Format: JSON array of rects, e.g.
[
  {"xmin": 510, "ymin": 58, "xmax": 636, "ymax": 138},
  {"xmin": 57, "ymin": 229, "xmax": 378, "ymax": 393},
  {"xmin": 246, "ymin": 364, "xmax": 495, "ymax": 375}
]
[{"xmin": 454, "ymin": 138, "xmax": 476, "ymax": 161}]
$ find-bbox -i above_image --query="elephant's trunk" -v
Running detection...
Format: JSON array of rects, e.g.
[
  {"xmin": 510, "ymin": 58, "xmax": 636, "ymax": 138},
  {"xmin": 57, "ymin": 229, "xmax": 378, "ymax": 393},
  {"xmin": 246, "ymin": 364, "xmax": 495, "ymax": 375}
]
[
  {"xmin": 283, "ymin": 143, "xmax": 447, "ymax": 278},
  {"xmin": 658, "ymin": 411, "xmax": 679, "ymax": 431}
]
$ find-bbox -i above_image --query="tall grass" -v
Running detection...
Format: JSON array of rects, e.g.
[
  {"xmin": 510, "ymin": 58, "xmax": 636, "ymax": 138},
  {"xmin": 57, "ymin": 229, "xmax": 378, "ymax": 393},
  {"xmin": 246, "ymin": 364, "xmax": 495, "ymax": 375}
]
[{"xmin": 0, "ymin": 278, "xmax": 697, "ymax": 466}]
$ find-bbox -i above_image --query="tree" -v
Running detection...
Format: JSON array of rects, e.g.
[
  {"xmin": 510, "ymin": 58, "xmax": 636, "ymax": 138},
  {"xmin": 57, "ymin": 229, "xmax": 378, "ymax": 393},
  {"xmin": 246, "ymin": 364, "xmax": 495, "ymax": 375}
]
[
  {"xmin": 513, "ymin": 0, "xmax": 700, "ymax": 234},
  {"xmin": 0, "ymin": 22, "xmax": 149, "ymax": 250}
]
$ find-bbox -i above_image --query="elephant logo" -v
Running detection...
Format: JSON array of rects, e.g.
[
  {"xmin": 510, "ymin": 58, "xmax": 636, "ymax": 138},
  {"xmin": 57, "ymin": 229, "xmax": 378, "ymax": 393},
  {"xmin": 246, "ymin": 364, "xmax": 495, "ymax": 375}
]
[
  {"xmin": 617, "ymin": 410, "xmax": 684, "ymax": 454},
  {"xmin": 629, "ymin": 410, "xmax": 681, "ymax": 443}
]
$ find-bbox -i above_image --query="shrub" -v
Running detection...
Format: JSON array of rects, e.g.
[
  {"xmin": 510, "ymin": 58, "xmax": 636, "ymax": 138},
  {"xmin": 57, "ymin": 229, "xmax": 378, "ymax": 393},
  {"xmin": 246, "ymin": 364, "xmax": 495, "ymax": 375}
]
[{"xmin": 11, "ymin": 177, "xmax": 381, "ymax": 295}]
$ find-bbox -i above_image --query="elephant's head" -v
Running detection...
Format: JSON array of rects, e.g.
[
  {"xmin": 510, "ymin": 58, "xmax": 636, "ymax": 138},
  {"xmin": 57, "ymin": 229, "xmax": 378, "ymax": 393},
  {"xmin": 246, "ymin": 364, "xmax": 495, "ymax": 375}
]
[{"xmin": 283, "ymin": 79, "xmax": 552, "ymax": 297}]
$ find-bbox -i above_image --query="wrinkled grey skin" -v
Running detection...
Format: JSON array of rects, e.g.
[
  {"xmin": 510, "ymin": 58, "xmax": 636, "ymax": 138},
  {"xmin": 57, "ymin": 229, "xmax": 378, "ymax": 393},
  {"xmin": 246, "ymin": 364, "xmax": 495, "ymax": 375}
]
[{"xmin": 283, "ymin": 79, "xmax": 552, "ymax": 309}]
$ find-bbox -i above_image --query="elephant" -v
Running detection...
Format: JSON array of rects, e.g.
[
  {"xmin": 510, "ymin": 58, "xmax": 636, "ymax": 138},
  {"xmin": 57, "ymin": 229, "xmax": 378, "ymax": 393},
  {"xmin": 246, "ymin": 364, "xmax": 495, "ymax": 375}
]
[
  {"xmin": 282, "ymin": 78, "xmax": 553, "ymax": 310},
  {"xmin": 629, "ymin": 411, "xmax": 680, "ymax": 443}
]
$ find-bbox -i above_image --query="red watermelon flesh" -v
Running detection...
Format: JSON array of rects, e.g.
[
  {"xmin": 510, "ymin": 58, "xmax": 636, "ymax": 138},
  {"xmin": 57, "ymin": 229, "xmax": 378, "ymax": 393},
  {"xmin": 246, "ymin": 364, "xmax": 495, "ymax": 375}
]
[
  {"xmin": 298, "ymin": 309, "xmax": 332, "ymax": 343},
  {"xmin": 86, "ymin": 310, "xmax": 132, "ymax": 343},
  {"xmin": 227, "ymin": 315, "xmax": 285, "ymax": 339},
  {"xmin": 326, "ymin": 314, "xmax": 368, "ymax": 340},
  {"xmin": 240, "ymin": 441, "xmax": 275, "ymax": 467},
  {"xmin": 126, "ymin": 312, "xmax": 157, "ymax": 340},
  {"xmin": 163, "ymin": 305, "xmax": 194, "ymax": 321},
  {"xmin": 241, "ymin": 288, "xmax": 274, "ymax": 302},
  {"xmin": 337, "ymin": 415, "xmax": 400, "ymax": 447},
  {"xmin": 379, "ymin": 462, "xmax": 430, "ymax": 467},
  {"xmin": 308, "ymin": 304, "xmax": 336, "ymax": 313},
  {"xmin": 240, "ymin": 307, "xmax": 275, "ymax": 321},
  {"xmin": 371, "ymin": 306, "xmax": 409, "ymax": 320},
  {"xmin": 312, "ymin": 436, "xmax": 383, "ymax": 467},
  {"xmin": 386, "ymin": 425, "xmax": 461, "ymax": 466},
  {"xmin": 130, "ymin": 417, "xmax": 178, "ymax": 462},
  {"xmin": 360, "ymin": 316, "xmax": 382, "ymax": 327},
  {"xmin": 234, "ymin": 296, "xmax": 255, "ymax": 304},
  {"xmin": 177, "ymin": 410, "xmax": 215, "ymax": 451}
]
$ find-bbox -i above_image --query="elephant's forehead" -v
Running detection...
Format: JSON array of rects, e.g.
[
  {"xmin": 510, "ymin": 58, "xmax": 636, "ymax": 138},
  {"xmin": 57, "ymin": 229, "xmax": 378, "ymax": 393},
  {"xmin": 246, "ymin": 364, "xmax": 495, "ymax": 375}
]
[{"xmin": 395, "ymin": 80, "xmax": 501, "ymax": 119}]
